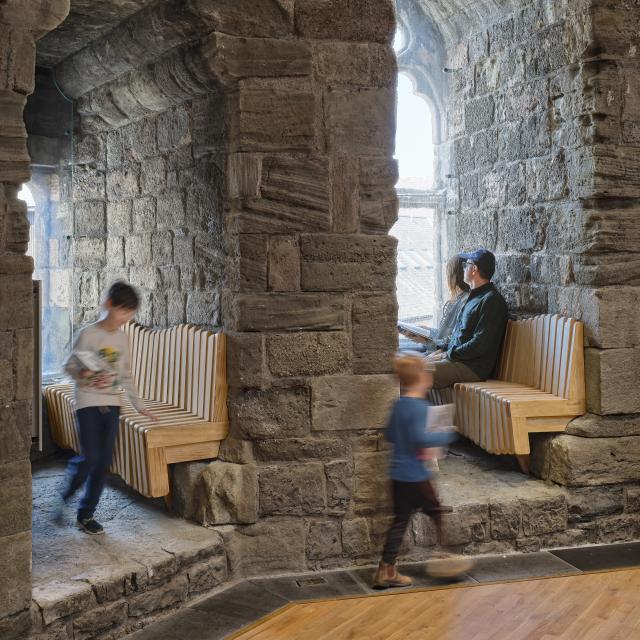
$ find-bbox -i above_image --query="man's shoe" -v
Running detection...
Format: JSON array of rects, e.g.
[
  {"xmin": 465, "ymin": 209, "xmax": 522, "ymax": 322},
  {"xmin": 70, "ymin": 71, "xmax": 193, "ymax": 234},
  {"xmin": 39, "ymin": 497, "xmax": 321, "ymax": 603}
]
[
  {"xmin": 372, "ymin": 562, "xmax": 413, "ymax": 589},
  {"xmin": 77, "ymin": 517, "xmax": 104, "ymax": 535}
]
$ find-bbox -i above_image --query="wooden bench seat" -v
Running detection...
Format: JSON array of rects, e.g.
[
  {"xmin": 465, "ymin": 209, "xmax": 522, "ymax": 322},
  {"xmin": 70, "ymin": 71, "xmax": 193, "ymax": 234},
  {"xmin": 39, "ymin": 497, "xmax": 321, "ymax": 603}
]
[
  {"xmin": 452, "ymin": 314, "xmax": 585, "ymax": 471},
  {"xmin": 43, "ymin": 323, "xmax": 228, "ymax": 498}
]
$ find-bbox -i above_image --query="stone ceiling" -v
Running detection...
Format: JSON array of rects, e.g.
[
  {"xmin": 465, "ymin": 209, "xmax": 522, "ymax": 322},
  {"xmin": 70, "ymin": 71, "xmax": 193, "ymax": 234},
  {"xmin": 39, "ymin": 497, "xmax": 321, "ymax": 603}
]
[
  {"xmin": 417, "ymin": 0, "xmax": 520, "ymax": 42},
  {"xmin": 36, "ymin": 0, "xmax": 156, "ymax": 67}
]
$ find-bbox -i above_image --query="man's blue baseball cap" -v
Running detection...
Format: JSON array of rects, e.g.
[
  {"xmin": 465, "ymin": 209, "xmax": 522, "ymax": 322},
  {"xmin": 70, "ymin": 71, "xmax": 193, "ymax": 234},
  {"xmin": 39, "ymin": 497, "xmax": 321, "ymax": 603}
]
[{"xmin": 459, "ymin": 249, "xmax": 496, "ymax": 278}]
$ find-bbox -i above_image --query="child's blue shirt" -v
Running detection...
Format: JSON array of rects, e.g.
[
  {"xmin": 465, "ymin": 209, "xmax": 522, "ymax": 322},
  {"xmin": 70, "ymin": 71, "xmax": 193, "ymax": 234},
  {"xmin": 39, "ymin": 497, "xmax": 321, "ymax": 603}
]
[{"xmin": 385, "ymin": 396, "xmax": 457, "ymax": 482}]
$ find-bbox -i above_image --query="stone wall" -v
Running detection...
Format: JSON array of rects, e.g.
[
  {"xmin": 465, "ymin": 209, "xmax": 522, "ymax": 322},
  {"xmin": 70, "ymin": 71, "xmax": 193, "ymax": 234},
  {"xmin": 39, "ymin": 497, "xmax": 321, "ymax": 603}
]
[
  {"xmin": 0, "ymin": 2, "xmax": 69, "ymax": 637},
  {"xmin": 403, "ymin": 0, "xmax": 640, "ymax": 496},
  {"xmin": 65, "ymin": 100, "xmax": 224, "ymax": 329}
]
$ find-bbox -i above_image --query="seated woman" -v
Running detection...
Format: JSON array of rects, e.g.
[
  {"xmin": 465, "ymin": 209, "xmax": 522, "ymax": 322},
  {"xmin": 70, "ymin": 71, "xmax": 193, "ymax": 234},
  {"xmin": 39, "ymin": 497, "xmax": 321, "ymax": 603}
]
[{"xmin": 399, "ymin": 254, "xmax": 469, "ymax": 354}]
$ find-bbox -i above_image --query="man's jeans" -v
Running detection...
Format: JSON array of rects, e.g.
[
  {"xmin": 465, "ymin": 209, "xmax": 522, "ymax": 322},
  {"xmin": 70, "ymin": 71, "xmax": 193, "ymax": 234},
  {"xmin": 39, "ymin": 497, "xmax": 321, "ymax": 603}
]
[
  {"xmin": 63, "ymin": 406, "xmax": 119, "ymax": 520},
  {"xmin": 432, "ymin": 358, "xmax": 482, "ymax": 390}
]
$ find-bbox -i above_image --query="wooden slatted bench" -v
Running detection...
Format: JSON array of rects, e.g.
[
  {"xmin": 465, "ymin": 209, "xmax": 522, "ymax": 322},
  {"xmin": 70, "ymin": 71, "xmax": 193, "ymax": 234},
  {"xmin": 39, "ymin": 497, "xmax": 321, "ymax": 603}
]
[
  {"xmin": 44, "ymin": 322, "xmax": 228, "ymax": 499},
  {"xmin": 452, "ymin": 314, "xmax": 586, "ymax": 473}
]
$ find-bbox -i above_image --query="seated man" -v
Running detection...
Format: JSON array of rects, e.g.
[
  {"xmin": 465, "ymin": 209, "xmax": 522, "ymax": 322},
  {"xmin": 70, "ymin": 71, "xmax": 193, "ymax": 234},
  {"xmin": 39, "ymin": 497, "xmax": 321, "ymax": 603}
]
[{"xmin": 428, "ymin": 249, "xmax": 508, "ymax": 390}]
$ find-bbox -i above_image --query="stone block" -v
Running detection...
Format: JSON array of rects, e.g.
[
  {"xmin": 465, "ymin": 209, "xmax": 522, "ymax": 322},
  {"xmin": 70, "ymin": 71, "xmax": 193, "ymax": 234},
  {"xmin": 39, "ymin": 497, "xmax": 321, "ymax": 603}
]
[
  {"xmin": 313, "ymin": 42, "xmax": 370, "ymax": 87},
  {"xmin": 194, "ymin": 0, "xmax": 294, "ymax": 37},
  {"xmin": 124, "ymin": 235, "xmax": 151, "ymax": 267},
  {"xmin": 187, "ymin": 555, "xmax": 227, "ymax": 595},
  {"xmin": 106, "ymin": 200, "xmax": 132, "ymax": 235},
  {"xmin": 229, "ymin": 234, "xmax": 267, "ymax": 292},
  {"xmin": 0, "ymin": 358, "xmax": 13, "ymax": 402},
  {"xmin": 227, "ymin": 153, "xmax": 261, "ymax": 199},
  {"xmin": 342, "ymin": 518, "xmax": 371, "ymax": 556},
  {"xmin": 106, "ymin": 166, "xmax": 140, "ymax": 201},
  {"xmin": 311, "ymin": 374, "xmax": 397, "ymax": 431},
  {"xmin": 532, "ymin": 434, "xmax": 640, "ymax": 486},
  {"xmin": 268, "ymin": 235, "xmax": 300, "ymax": 291},
  {"xmin": 306, "ymin": 519, "xmax": 341, "ymax": 560},
  {"xmin": 151, "ymin": 231, "xmax": 173, "ymax": 266},
  {"xmin": 218, "ymin": 437, "xmax": 255, "ymax": 465},
  {"xmin": 411, "ymin": 512, "xmax": 438, "ymax": 548},
  {"xmin": 74, "ymin": 201, "xmax": 105, "ymax": 237},
  {"xmin": 106, "ymin": 236, "xmax": 125, "ymax": 267},
  {"xmin": 0, "ymin": 276, "xmax": 32, "ymax": 332},
  {"xmin": 585, "ymin": 347, "xmax": 640, "ymax": 414},
  {"xmin": 157, "ymin": 105, "xmax": 191, "ymax": 152},
  {"xmin": 596, "ymin": 514, "xmax": 640, "ymax": 544},
  {"xmin": 253, "ymin": 437, "xmax": 349, "ymax": 462},
  {"xmin": 75, "ymin": 237, "xmax": 106, "ymax": 269},
  {"xmin": 465, "ymin": 95, "xmax": 495, "ymax": 134},
  {"xmin": 441, "ymin": 505, "xmax": 490, "ymax": 546},
  {"xmin": 186, "ymin": 290, "xmax": 219, "ymax": 326},
  {"xmin": 72, "ymin": 166, "xmax": 105, "ymax": 201},
  {"xmin": 324, "ymin": 88, "xmax": 395, "ymax": 154},
  {"xmin": 32, "ymin": 579, "xmax": 95, "ymax": 626},
  {"xmin": 565, "ymin": 486, "xmax": 624, "ymax": 522},
  {"xmin": 330, "ymin": 154, "xmax": 359, "ymax": 233},
  {"xmin": 353, "ymin": 451, "xmax": 391, "ymax": 515},
  {"xmin": 173, "ymin": 234, "xmax": 194, "ymax": 267},
  {"xmin": 227, "ymin": 333, "xmax": 268, "ymax": 389},
  {"xmin": 0, "ymin": 459, "xmax": 30, "ymax": 538},
  {"xmin": 156, "ymin": 191, "xmax": 185, "ymax": 229},
  {"xmin": 325, "ymin": 459, "xmax": 353, "ymax": 513},
  {"xmin": 205, "ymin": 32, "xmax": 311, "ymax": 79},
  {"xmin": 352, "ymin": 293, "xmax": 397, "ymax": 374},
  {"xmin": 132, "ymin": 196, "xmax": 156, "ymax": 233},
  {"xmin": 72, "ymin": 601, "xmax": 127, "ymax": 640},
  {"xmin": 231, "ymin": 387, "xmax": 310, "ymax": 439},
  {"xmin": 199, "ymin": 461, "xmax": 258, "ymax": 525},
  {"xmin": 14, "ymin": 328, "xmax": 31, "ymax": 401},
  {"xmin": 236, "ymin": 77, "xmax": 315, "ymax": 151},
  {"xmin": 567, "ymin": 414, "xmax": 640, "ymax": 438},
  {"xmin": 0, "ymin": 530, "xmax": 30, "ymax": 619},
  {"xmin": 295, "ymin": 0, "xmax": 395, "ymax": 43},
  {"xmin": 224, "ymin": 518, "xmax": 305, "ymax": 578},
  {"xmin": 300, "ymin": 233, "xmax": 396, "ymax": 292},
  {"xmin": 520, "ymin": 496, "xmax": 568, "ymax": 536},
  {"xmin": 127, "ymin": 575, "xmax": 188, "ymax": 618},
  {"xmin": 456, "ymin": 208, "xmax": 498, "ymax": 251},
  {"xmin": 0, "ymin": 608, "xmax": 30, "ymax": 640},
  {"xmin": 233, "ymin": 293, "xmax": 345, "ymax": 332},
  {"xmin": 625, "ymin": 487, "xmax": 640, "ymax": 512},
  {"xmin": 259, "ymin": 462, "xmax": 325, "ymax": 516},
  {"xmin": 267, "ymin": 331, "xmax": 350, "ymax": 377},
  {"xmin": 489, "ymin": 500, "xmax": 522, "ymax": 540}
]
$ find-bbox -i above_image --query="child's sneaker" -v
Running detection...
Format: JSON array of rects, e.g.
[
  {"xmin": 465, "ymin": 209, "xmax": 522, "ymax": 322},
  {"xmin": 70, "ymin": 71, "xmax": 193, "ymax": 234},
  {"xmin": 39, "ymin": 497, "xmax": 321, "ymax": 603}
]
[
  {"xmin": 77, "ymin": 517, "xmax": 104, "ymax": 535},
  {"xmin": 372, "ymin": 562, "xmax": 413, "ymax": 589}
]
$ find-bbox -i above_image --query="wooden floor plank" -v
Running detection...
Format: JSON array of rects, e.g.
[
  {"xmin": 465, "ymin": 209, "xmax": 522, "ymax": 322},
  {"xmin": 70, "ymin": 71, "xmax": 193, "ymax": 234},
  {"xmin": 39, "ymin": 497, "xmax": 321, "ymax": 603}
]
[{"xmin": 232, "ymin": 569, "xmax": 640, "ymax": 640}]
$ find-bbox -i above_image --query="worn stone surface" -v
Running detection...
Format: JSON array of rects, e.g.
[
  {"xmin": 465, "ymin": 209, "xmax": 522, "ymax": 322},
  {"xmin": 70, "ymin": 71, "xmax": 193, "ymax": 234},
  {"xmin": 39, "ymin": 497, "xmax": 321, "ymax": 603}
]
[
  {"xmin": 305, "ymin": 519, "xmax": 342, "ymax": 560},
  {"xmin": 532, "ymin": 434, "xmax": 640, "ymax": 486},
  {"xmin": 310, "ymin": 375, "xmax": 397, "ymax": 431},
  {"xmin": 199, "ymin": 461, "xmax": 258, "ymax": 525},
  {"xmin": 223, "ymin": 519, "xmax": 306, "ymax": 578},
  {"xmin": 267, "ymin": 331, "xmax": 350, "ymax": 377},
  {"xmin": 259, "ymin": 463, "xmax": 325, "ymax": 516}
]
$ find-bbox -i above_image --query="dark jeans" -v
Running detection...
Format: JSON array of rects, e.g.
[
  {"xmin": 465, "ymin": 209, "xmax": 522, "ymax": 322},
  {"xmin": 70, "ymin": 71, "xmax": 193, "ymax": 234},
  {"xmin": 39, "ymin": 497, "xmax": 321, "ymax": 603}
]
[
  {"xmin": 432, "ymin": 358, "xmax": 482, "ymax": 390},
  {"xmin": 382, "ymin": 479, "xmax": 444, "ymax": 565},
  {"xmin": 63, "ymin": 406, "xmax": 119, "ymax": 520}
]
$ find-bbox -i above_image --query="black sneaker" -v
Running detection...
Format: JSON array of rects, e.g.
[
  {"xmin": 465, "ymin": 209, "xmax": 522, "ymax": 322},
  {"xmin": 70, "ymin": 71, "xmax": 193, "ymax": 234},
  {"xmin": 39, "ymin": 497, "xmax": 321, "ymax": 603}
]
[{"xmin": 77, "ymin": 517, "xmax": 104, "ymax": 535}]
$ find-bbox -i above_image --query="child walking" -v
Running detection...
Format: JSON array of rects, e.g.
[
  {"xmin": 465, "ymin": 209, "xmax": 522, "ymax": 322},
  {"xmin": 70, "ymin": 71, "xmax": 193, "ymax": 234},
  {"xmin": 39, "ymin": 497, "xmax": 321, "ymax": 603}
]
[
  {"xmin": 373, "ymin": 355, "xmax": 457, "ymax": 588},
  {"xmin": 57, "ymin": 281, "xmax": 157, "ymax": 534}
]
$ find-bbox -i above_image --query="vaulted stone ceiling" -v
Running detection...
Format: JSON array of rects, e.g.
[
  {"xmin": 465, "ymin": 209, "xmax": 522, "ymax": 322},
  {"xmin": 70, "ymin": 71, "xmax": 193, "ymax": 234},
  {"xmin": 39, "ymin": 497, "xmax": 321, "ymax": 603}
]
[
  {"xmin": 36, "ymin": 0, "xmax": 156, "ymax": 67},
  {"xmin": 418, "ymin": 0, "xmax": 520, "ymax": 42}
]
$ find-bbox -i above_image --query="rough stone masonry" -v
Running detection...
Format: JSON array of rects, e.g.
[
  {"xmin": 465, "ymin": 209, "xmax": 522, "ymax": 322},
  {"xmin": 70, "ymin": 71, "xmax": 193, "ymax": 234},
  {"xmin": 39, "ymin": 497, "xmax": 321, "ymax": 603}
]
[{"xmin": 4, "ymin": 0, "xmax": 640, "ymax": 637}]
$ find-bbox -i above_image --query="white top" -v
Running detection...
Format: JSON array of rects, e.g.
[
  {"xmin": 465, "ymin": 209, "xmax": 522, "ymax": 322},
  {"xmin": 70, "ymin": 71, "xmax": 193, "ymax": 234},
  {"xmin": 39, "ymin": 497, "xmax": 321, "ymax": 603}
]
[{"xmin": 64, "ymin": 322, "xmax": 145, "ymax": 412}]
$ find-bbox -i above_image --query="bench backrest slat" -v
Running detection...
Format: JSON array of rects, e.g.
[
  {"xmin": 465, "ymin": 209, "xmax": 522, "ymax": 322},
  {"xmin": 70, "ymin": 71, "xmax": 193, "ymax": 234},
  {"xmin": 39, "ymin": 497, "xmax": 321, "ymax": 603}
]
[{"xmin": 495, "ymin": 313, "xmax": 584, "ymax": 401}]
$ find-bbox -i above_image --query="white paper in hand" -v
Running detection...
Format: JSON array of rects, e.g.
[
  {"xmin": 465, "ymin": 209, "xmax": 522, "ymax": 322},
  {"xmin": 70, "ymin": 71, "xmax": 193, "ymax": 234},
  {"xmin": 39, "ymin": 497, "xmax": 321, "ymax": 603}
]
[
  {"xmin": 73, "ymin": 350, "xmax": 107, "ymax": 372},
  {"xmin": 423, "ymin": 403, "xmax": 456, "ymax": 467}
]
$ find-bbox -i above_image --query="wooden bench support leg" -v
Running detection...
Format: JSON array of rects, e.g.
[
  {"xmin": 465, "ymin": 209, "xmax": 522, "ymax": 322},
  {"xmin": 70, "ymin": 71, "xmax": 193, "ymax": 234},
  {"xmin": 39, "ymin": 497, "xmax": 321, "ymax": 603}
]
[
  {"xmin": 164, "ymin": 489, "xmax": 173, "ymax": 512},
  {"xmin": 516, "ymin": 454, "xmax": 531, "ymax": 475}
]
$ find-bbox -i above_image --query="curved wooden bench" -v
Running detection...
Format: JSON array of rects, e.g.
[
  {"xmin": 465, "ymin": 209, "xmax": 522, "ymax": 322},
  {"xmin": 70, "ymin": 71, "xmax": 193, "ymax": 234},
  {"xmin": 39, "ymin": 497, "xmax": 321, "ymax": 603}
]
[
  {"xmin": 44, "ymin": 322, "xmax": 228, "ymax": 498},
  {"xmin": 453, "ymin": 314, "xmax": 585, "ymax": 472}
]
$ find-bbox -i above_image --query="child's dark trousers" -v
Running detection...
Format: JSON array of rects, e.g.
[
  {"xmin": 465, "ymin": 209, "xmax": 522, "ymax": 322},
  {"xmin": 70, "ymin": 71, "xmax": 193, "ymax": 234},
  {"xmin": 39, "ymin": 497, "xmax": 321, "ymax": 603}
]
[
  {"xmin": 63, "ymin": 406, "xmax": 119, "ymax": 520},
  {"xmin": 381, "ymin": 479, "xmax": 444, "ymax": 565}
]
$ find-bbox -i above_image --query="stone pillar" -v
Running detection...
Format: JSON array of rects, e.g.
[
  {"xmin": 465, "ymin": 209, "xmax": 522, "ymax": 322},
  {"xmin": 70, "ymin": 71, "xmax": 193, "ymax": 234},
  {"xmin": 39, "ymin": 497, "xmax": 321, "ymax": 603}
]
[
  {"xmin": 0, "ymin": 1, "xmax": 69, "ymax": 637},
  {"xmin": 218, "ymin": 0, "xmax": 401, "ymax": 575}
]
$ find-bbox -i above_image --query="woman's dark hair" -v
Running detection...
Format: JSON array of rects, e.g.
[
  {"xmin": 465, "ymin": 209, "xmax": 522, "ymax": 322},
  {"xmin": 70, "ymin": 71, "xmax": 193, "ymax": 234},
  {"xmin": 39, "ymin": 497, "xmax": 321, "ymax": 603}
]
[
  {"xmin": 107, "ymin": 281, "xmax": 139, "ymax": 310},
  {"xmin": 446, "ymin": 254, "xmax": 470, "ymax": 299}
]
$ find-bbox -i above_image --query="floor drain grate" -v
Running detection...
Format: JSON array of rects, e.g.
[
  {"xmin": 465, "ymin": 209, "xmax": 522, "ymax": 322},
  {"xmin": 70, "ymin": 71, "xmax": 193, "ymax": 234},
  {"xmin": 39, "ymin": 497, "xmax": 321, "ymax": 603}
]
[{"xmin": 296, "ymin": 577, "xmax": 328, "ymax": 587}]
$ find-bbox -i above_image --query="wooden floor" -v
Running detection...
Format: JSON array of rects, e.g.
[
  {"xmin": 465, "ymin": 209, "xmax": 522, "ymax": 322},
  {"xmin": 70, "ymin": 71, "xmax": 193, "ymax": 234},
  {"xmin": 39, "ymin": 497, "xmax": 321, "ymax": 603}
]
[{"xmin": 232, "ymin": 569, "xmax": 640, "ymax": 640}]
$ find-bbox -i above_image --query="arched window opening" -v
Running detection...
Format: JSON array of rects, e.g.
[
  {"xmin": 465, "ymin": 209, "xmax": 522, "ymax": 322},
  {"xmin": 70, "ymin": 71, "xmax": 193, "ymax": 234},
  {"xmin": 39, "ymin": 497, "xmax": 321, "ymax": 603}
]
[{"xmin": 390, "ymin": 71, "xmax": 438, "ymax": 330}]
